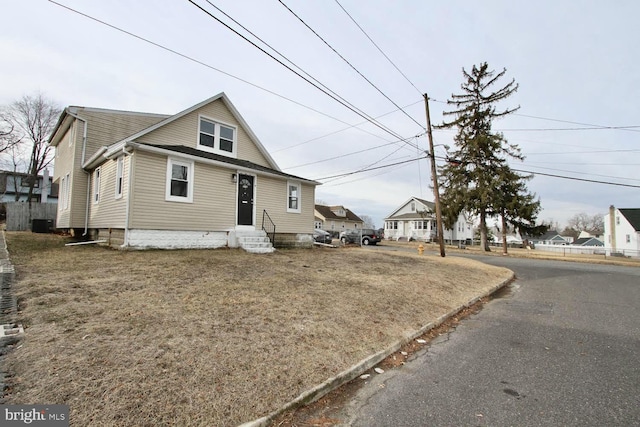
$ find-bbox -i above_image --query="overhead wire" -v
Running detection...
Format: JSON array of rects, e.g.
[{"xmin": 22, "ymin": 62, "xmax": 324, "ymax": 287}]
[
  {"xmin": 333, "ymin": 0, "xmax": 423, "ymax": 96},
  {"xmin": 188, "ymin": 0, "xmax": 420, "ymax": 148},
  {"xmin": 277, "ymin": 0, "xmax": 425, "ymax": 131},
  {"xmin": 274, "ymin": 99, "xmax": 423, "ymax": 153},
  {"xmin": 49, "ymin": 0, "xmax": 421, "ymax": 165}
]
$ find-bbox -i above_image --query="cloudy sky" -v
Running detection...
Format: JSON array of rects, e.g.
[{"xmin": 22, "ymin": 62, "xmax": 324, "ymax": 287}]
[{"xmin": 2, "ymin": 0, "xmax": 639, "ymax": 229}]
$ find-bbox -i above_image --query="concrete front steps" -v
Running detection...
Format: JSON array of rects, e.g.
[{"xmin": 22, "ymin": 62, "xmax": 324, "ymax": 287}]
[{"xmin": 235, "ymin": 230, "xmax": 275, "ymax": 254}]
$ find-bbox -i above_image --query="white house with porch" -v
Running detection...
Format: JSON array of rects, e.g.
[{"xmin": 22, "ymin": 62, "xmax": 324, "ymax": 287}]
[{"xmin": 383, "ymin": 196, "xmax": 473, "ymax": 243}]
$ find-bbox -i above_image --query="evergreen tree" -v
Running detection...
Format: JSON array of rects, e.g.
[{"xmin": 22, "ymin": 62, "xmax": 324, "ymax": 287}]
[
  {"xmin": 494, "ymin": 165, "xmax": 541, "ymax": 254},
  {"xmin": 437, "ymin": 62, "xmax": 522, "ymax": 251}
]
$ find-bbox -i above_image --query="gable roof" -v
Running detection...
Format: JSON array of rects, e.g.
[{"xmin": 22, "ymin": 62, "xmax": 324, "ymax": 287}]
[
  {"xmin": 574, "ymin": 237, "xmax": 604, "ymax": 246},
  {"xmin": 133, "ymin": 144, "xmax": 318, "ymax": 184},
  {"xmin": 385, "ymin": 196, "xmax": 435, "ymax": 219},
  {"xmin": 49, "ymin": 106, "xmax": 168, "ymax": 147},
  {"xmin": 619, "ymin": 208, "xmax": 640, "ymax": 231},
  {"xmin": 315, "ymin": 205, "xmax": 363, "ymax": 222},
  {"xmin": 116, "ymin": 92, "xmax": 281, "ymax": 172}
]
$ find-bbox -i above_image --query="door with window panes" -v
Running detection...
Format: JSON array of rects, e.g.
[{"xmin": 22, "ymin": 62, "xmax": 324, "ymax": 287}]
[{"xmin": 237, "ymin": 174, "xmax": 254, "ymax": 226}]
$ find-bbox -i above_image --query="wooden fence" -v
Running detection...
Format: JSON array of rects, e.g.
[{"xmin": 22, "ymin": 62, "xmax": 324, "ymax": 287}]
[{"xmin": 4, "ymin": 202, "xmax": 58, "ymax": 231}]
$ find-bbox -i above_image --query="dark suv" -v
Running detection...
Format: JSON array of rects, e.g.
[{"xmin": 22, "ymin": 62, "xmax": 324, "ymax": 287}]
[{"xmin": 340, "ymin": 228, "xmax": 382, "ymax": 246}]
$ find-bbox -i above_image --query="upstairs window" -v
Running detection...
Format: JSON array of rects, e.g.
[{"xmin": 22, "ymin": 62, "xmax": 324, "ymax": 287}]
[{"xmin": 198, "ymin": 116, "xmax": 236, "ymax": 157}]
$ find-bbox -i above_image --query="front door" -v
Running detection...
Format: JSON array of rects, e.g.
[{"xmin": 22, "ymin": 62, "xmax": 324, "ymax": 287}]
[{"xmin": 237, "ymin": 174, "xmax": 254, "ymax": 226}]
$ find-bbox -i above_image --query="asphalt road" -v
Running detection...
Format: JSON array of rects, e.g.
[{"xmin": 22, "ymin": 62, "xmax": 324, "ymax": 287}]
[{"xmin": 339, "ymin": 253, "xmax": 640, "ymax": 426}]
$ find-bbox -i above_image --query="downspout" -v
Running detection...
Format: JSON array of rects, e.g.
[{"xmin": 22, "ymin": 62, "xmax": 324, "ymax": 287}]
[
  {"xmin": 122, "ymin": 144, "xmax": 135, "ymax": 248},
  {"xmin": 66, "ymin": 111, "xmax": 90, "ymax": 236}
]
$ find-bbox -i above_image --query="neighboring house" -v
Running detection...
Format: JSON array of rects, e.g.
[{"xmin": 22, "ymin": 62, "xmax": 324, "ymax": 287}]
[
  {"xmin": 0, "ymin": 169, "xmax": 58, "ymax": 203},
  {"xmin": 383, "ymin": 196, "xmax": 473, "ymax": 242},
  {"xmin": 578, "ymin": 230, "xmax": 604, "ymax": 240},
  {"xmin": 49, "ymin": 93, "xmax": 319, "ymax": 251},
  {"xmin": 573, "ymin": 237, "xmax": 604, "ymax": 247},
  {"xmin": 314, "ymin": 204, "xmax": 363, "ymax": 233},
  {"xmin": 604, "ymin": 205, "xmax": 640, "ymax": 254},
  {"xmin": 529, "ymin": 231, "xmax": 569, "ymax": 245}
]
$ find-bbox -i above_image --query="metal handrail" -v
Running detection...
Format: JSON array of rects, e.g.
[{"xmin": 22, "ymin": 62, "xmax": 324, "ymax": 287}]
[{"xmin": 262, "ymin": 210, "xmax": 276, "ymax": 244}]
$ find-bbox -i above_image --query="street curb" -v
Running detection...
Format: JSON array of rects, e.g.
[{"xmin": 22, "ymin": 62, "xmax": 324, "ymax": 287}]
[{"xmin": 238, "ymin": 272, "xmax": 516, "ymax": 427}]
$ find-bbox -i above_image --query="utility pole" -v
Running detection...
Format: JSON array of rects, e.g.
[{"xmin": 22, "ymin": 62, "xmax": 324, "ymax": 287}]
[{"xmin": 424, "ymin": 93, "xmax": 446, "ymax": 257}]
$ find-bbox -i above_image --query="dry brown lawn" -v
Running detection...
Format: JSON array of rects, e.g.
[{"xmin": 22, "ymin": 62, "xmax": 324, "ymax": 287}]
[{"xmin": 2, "ymin": 232, "xmax": 511, "ymax": 426}]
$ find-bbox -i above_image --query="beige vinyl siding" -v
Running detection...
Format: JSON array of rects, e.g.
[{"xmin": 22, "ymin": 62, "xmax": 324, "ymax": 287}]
[
  {"xmin": 78, "ymin": 109, "xmax": 167, "ymax": 161},
  {"xmin": 129, "ymin": 151, "xmax": 237, "ymax": 230},
  {"xmin": 135, "ymin": 99, "xmax": 272, "ymax": 168},
  {"xmin": 88, "ymin": 156, "xmax": 128, "ymax": 228},
  {"xmin": 255, "ymin": 175, "xmax": 315, "ymax": 233},
  {"xmin": 53, "ymin": 110, "xmax": 165, "ymax": 229}
]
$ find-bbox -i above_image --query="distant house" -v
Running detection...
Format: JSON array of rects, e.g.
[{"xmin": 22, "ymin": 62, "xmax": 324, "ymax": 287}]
[
  {"xmin": 383, "ymin": 196, "xmax": 473, "ymax": 242},
  {"xmin": 0, "ymin": 169, "xmax": 58, "ymax": 203},
  {"xmin": 314, "ymin": 204, "xmax": 363, "ymax": 233},
  {"xmin": 48, "ymin": 93, "xmax": 319, "ymax": 251},
  {"xmin": 578, "ymin": 230, "xmax": 603, "ymax": 240},
  {"xmin": 529, "ymin": 231, "xmax": 569, "ymax": 245},
  {"xmin": 604, "ymin": 205, "xmax": 640, "ymax": 254},
  {"xmin": 573, "ymin": 237, "xmax": 604, "ymax": 247}
]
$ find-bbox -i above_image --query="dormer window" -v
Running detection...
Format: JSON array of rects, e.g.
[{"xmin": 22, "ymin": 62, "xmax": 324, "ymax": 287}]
[{"xmin": 198, "ymin": 116, "xmax": 237, "ymax": 157}]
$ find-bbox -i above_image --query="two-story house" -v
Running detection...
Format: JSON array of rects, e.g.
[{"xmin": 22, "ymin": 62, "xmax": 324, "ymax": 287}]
[{"xmin": 49, "ymin": 93, "xmax": 319, "ymax": 251}]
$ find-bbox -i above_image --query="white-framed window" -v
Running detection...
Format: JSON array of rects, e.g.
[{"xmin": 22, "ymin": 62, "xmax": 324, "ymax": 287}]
[
  {"xmin": 414, "ymin": 221, "xmax": 428, "ymax": 230},
  {"xmin": 314, "ymin": 221, "xmax": 322, "ymax": 229},
  {"xmin": 115, "ymin": 156, "xmax": 124, "ymax": 199},
  {"xmin": 626, "ymin": 234, "xmax": 631, "ymax": 243},
  {"xmin": 287, "ymin": 181, "xmax": 301, "ymax": 213},
  {"xmin": 411, "ymin": 202, "xmax": 415, "ymax": 211},
  {"xmin": 616, "ymin": 216, "xmax": 620, "ymax": 225},
  {"xmin": 93, "ymin": 167, "xmax": 101, "ymax": 203},
  {"xmin": 166, "ymin": 158, "xmax": 194, "ymax": 203},
  {"xmin": 387, "ymin": 221, "xmax": 398, "ymax": 230},
  {"xmin": 198, "ymin": 115, "xmax": 237, "ymax": 157}
]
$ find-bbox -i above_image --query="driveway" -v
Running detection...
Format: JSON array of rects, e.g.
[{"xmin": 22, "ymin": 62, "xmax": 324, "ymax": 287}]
[{"xmin": 338, "ymin": 254, "xmax": 640, "ymax": 426}]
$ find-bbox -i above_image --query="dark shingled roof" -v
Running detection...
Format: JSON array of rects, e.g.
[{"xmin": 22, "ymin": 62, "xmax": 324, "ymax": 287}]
[
  {"xmin": 142, "ymin": 144, "xmax": 317, "ymax": 183},
  {"xmin": 619, "ymin": 208, "xmax": 640, "ymax": 231},
  {"xmin": 315, "ymin": 204, "xmax": 363, "ymax": 222}
]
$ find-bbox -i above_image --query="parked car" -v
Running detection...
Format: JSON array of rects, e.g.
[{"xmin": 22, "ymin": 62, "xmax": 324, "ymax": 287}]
[
  {"xmin": 313, "ymin": 229, "xmax": 333, "ymax": 244},
  {"xmin": 340, "ymin": 228, "xmax": 382, "ymax": 245}
]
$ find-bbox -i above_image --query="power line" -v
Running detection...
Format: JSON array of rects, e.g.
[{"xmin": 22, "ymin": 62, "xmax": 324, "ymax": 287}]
[
  {"xmin": 283, "ymin": 136, "xmax": 422, "ymax": 170},
  {"xmin": 47, "ymin": 0, "xmax": 353, "ymax": 127},
  {"xmin": 277, "ymin": 0, "xmax": 425, "ymax": 131},
  {"xmin": 520, "ymin": 164, "xmax": 640, "ymax": 183},
  {"xmin": 334, "ymin": 0, "xmax": 422, "ymax": 96},
  {"xmin": 513, "ymin": 113, "xmax": 640, "ymax": 133},
  {"xmin": 497, "ymin": 125, "xmax": 640, "ymax": 132},
  {"xmin": 512, "ymin": 168, "xmax": 640, "ymax": 189},
  {"xmin": 273, "ymin": 100, "xmax": 423, "ymax": 153},
  {"xmin": 315, "ymin": 154, "xmax": 428, "ymax": 181},
  {"xmin": 188, "ymin": 0, "xmax": 417, "ymax": 146},
  {"xmin": 198, "ymin": 0, "xmax": 406, "ymax": 142},
  {"xmin": 49, "ymin": 0, "xmax": 420, "ymax": 154}
]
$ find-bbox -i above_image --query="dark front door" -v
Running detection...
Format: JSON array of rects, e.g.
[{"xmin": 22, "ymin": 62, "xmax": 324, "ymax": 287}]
[{"xmin": 237, "ymin": 174, "xmax": 254, "ymax": 226}]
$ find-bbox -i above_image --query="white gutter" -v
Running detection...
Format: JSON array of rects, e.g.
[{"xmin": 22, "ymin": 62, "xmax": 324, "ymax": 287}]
[
  {"xmin": 122, "ymin": 152, "xmax": 135, "ymax": 248},
  {"xmin": 126, "ymin": 141, "xmax": 321, "ymax": 185}
]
